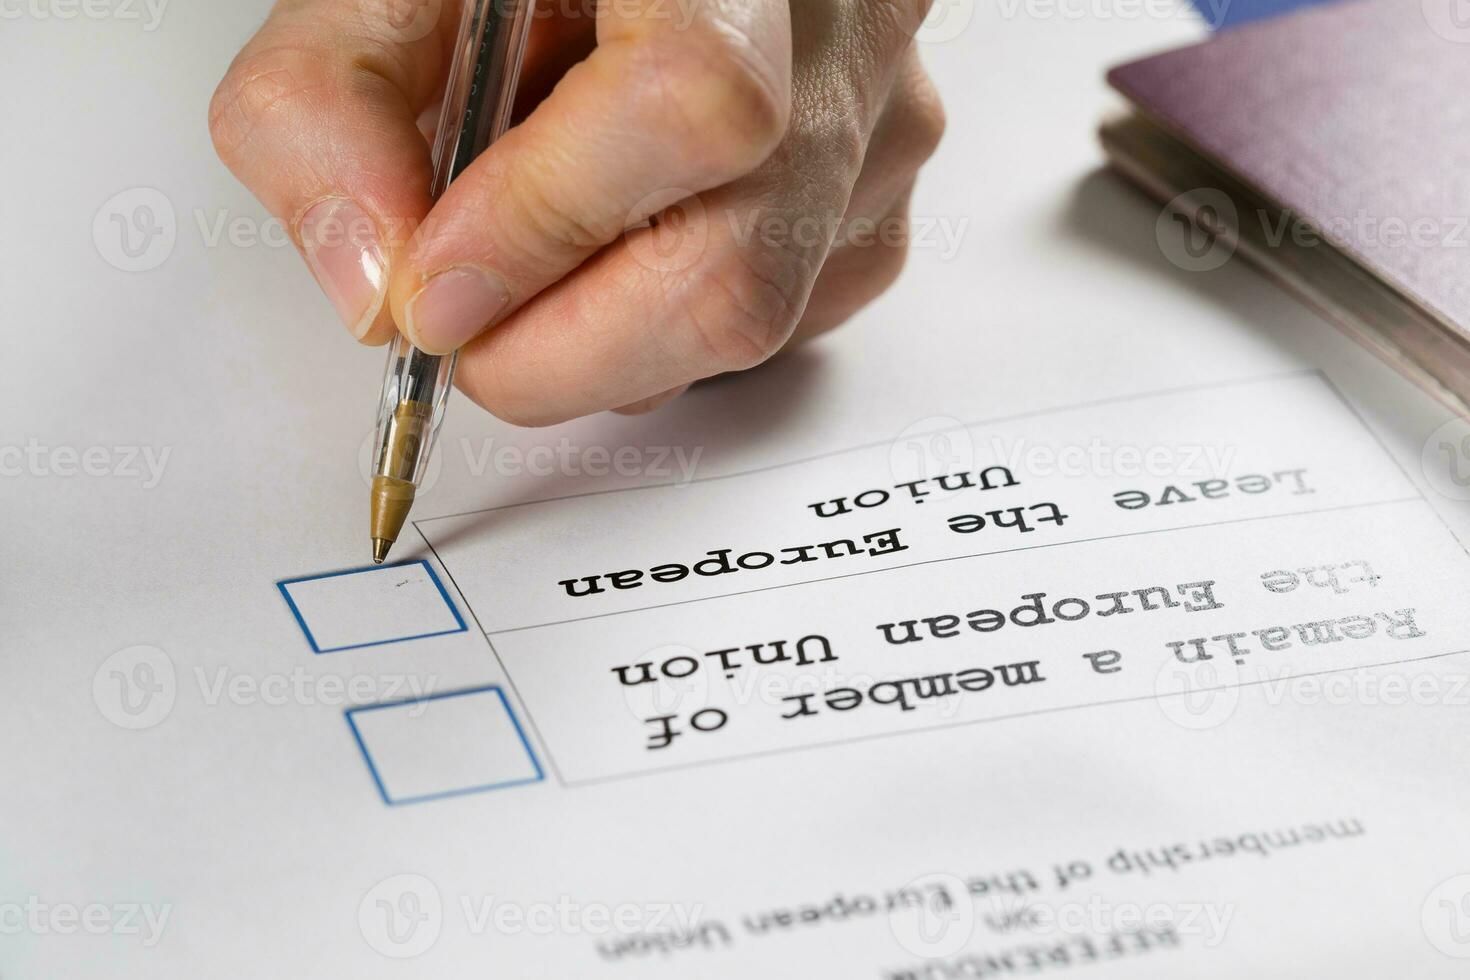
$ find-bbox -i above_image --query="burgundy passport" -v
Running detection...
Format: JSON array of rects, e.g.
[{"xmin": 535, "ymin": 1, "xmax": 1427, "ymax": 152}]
[{"xmin": 1103, "ymin": 0, "xmax": 1470, "ymax": 413}]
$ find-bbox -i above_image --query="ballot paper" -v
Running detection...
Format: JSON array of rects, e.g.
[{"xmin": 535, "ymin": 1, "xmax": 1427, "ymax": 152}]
[{"xmin": 9, "ymin": 4, "xmax": 1470, "ymax": 980}]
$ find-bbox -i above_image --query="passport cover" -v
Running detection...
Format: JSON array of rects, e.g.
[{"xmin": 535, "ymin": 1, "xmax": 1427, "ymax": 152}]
[{"xmin": 1105, "ymin": 0, "xmax": 1470, "ymax": 412}]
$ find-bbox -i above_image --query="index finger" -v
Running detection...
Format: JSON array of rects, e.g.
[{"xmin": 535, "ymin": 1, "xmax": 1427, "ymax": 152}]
[{"xmin": 208, "ymin": 0, "xmax": 457, "ymax": 341}]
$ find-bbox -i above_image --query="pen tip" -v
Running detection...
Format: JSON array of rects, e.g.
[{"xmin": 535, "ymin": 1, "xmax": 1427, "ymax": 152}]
[{"xmin": 372, "ymin": 538, "xmax": 392, "ymax": 565}]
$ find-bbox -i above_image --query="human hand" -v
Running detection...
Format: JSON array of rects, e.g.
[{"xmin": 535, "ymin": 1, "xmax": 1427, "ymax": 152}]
[{"xmin": 210, "ymin": 0, "xmax": 945, "ymax": 422}]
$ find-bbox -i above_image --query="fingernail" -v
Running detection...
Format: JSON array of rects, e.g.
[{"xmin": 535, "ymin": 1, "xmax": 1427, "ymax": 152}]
[
  {"xmin": 298, "ymin": 198, "xmax": 387, "ymax": 339},
  {"xmin": 404, "ymin": 266, "xmax": 512, "ymax": 354}
]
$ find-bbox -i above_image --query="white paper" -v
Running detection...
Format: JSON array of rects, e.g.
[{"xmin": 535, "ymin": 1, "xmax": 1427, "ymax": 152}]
[{"xmin": 9, "ymin": 4, "xmax": 1470, "ymax": 979}]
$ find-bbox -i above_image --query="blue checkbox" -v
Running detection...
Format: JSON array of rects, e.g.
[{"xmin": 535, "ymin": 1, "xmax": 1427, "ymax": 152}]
[
  {"xmin": 346, "ymin": 686, "xmax": 544, "ymax": 805},
  {"xmin": 278, "ymin": 560, "xmax": 467, "ymax": 654}
]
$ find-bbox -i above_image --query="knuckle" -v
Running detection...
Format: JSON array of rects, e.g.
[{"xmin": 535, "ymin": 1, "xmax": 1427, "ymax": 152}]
[
  {"xmin": 690, "ymin": 243, "xmax": 812, "ymax": 372},
  {"xmin": 642, "ymin": 34, "xmax": 790, "ymax": 182},
  {"xmin": 208, "ymin": 48, "xmax": 315, "ymax": 165},
  {"xmin": 766, "ymin": 119, "xmax": 865, "ymax": 191},
  {"xmin": 905, "ymin": 74, "xmax": 947, "ymax": 165},
  {"xmin": 514, "ymin": 171, "xmax": 615, "ymax": 255},
  {"xmin": 823, "ymin": 119, "xmax": 870, "ymax": 182}
]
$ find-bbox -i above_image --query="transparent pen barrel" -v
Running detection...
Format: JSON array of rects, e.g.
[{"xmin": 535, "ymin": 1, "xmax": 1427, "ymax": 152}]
[
  {"xmin": 370, "ymin": 0, "xmax": 532, "ymax": 489},
  {"xmin": 431, "ymin": 0, "xmax": 536, "ymax": 193},
  {"xmin": 372, "ymin": 338, "xmax": 454, "ymax": 487}
]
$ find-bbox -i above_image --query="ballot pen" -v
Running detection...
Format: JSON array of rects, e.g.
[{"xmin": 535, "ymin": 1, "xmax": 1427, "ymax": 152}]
[{"xmin": 369, "ymin": 0, "xmax": 536, "ymax": 564}]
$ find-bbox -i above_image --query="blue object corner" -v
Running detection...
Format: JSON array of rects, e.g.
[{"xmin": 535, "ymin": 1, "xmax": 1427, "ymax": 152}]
[
  {"xmin": 276, "ymin": 559, "xmax": 468, "ymax": 654},
  {"xmin": 1193, "ymin": 0, "xmax": 1343, "ymax": 30},
  {"xmin": 345, "ymin": 685, "xmax": 545, "ymax": 806}
]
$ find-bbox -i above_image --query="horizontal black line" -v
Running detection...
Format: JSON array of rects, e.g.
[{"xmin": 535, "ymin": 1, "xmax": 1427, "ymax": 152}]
[
  {"xmin": 484, "ymin": 497, "xmax": 1425, "ymax": 635},
  {"xmin": 557, "ymin": 646, "xmax": 1470, "ymax": 788}
]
